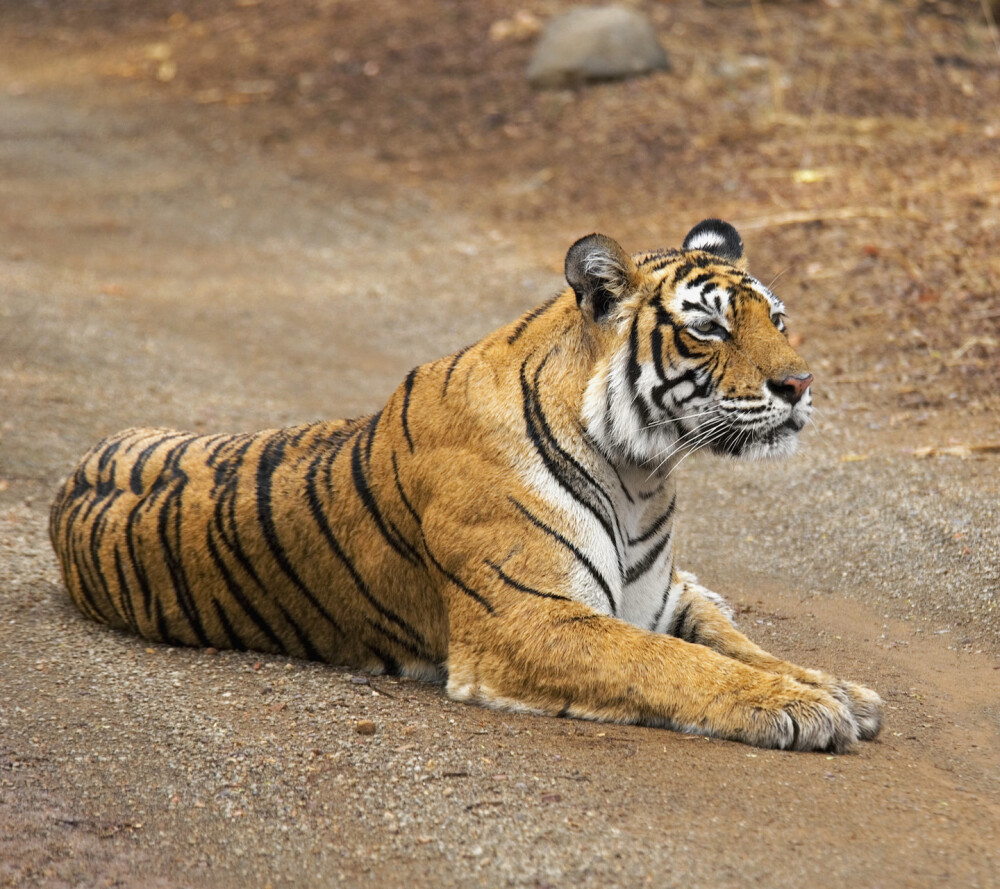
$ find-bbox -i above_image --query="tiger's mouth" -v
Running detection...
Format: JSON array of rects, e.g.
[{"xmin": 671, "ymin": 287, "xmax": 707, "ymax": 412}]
[
  {"xmin": 783, "ymin": 413, "xmax": 808, "ymax": 433},
  {"xmin": 708, "ymin": 414, "xmax": 806, "ymax": 460}
]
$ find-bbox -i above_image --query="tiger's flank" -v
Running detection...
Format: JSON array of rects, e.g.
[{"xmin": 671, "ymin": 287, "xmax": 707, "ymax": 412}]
[{"xmin": 50, "ymin": 219, "xmax": 882, "ymax": 752}]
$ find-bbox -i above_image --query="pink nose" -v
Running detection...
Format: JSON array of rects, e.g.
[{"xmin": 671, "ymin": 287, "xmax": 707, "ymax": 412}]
[{"xmin": 770, "ymin": 373, "xmax": 813, "ymax": 405}]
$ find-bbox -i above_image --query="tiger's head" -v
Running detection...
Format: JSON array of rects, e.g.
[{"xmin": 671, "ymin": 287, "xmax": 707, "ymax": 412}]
[{"xmin": 567, "ymin": 219, "xmax": 812, "ymax": 468}]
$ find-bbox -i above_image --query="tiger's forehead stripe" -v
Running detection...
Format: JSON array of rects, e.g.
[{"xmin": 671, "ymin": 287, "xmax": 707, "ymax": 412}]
[{"xmin": 633, "ymin": 249, "xmax": 784, "ymax": 320}]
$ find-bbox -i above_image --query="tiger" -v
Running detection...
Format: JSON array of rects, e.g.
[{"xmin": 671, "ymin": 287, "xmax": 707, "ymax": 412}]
[{"xmin": 50, "ymin": 219, "xmax": 882, "ymax": 752}]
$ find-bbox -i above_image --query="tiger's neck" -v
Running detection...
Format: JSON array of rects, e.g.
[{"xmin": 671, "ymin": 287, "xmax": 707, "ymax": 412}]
[{"xmin": 456, "ymin": 294, "xmax": 681, "ymax": 629}]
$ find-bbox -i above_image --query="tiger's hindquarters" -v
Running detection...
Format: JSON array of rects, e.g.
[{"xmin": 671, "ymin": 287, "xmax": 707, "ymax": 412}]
[{"xmin": 48, "ymin": 429, "xmax": 174, "ymax": 634}]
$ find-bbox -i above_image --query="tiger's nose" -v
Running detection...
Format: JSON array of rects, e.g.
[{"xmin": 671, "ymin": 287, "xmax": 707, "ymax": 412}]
[{"xmin": 768, "ymin": 373, "xmax": 813, "ymax": 405}]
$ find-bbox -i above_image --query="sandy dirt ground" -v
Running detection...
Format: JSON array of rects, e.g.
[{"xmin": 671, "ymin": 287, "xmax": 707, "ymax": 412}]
[{"xmin": 1, "ymin": 2, "xmax": 999, "ymax": 887}]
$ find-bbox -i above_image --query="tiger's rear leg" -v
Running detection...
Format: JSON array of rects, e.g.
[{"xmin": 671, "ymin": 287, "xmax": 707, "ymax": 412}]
[{"xmin": 666, "ymin": 572, "xmax": 882, "ymax": 741}]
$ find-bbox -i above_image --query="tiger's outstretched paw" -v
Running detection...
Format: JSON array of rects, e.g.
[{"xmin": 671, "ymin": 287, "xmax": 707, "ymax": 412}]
[
  {"xmin": 722, "ymin": 677, "xmax": 859, "ymax": 753},
  {"xmin": 776, "ymin": 666, "xmax": 882, "ymax": 742}
]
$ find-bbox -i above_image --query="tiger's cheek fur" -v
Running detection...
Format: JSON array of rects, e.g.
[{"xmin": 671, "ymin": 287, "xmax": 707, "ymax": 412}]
[{"xmin": 729, "ymin": 299, "xmax": 809, "ymax": 389}]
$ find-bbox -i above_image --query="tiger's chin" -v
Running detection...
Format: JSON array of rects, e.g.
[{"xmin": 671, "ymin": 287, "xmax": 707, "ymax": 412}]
[{"xmin": 711, "ymin": 418, "xmax": 805, "ymax": 462}]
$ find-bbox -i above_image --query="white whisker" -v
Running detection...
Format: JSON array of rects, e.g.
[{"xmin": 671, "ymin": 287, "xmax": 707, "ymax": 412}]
[
  {"xmin": 646, "ymin": 419, "xmax": 728, "ymax": 480},
  {"xmin": 663, "ymin": 425, "xmax": 731, "ymax": 478},
  {"xmin": 767, "ymin": 267, "xmax": 790, "ymax": 291},
  {"xmin": 643, "ymin": 407, "xmax": 725, "ymax": 430}
]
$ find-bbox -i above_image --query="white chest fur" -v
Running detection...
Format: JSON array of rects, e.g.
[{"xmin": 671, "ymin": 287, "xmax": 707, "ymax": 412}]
[{"xmin": 522, "ymin": 451, "xmax": 679, "ymax": 631}]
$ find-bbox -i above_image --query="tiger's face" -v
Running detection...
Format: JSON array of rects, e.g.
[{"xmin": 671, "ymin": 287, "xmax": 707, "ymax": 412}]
[{"xmin": 568, "ymin": 221, "xmax": 813, "ymax": 469}]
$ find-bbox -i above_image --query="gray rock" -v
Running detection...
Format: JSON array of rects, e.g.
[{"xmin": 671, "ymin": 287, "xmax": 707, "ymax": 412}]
[{"xmin": 527, "ymin": 5, "xmax": 670, "ymax": 89}]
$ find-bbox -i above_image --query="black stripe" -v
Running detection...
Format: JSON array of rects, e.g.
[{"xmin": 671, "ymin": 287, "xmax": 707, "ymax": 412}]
[
  {"xmin": 95, "ymin": 437, "xmax": 124, "ymax": 490},
  {"xmin": 649, "ymin": 584, "xmax": 673, "ymax": 632},
  {"xmin": 671, "ymin": 323, "xmax": 697, "ymax": 360},
  {"xmin": 610, "ymin": 463, "xmax": 635, "ymax": 506},
  {"xmin": 509, "ymin": 497, "xmax": 616, "ymax": 614},
  {"xmin": 85, "ymin": 487, "xmax": 124, "ymax": 620},
  {"xmin": 442, "ymin": 345, "xmax": 472, "ymax": 396},
  {"xmin": 624, "ymin": 530, "xmax": 672, "ymax": 585},
  {"xmin": 207, "ymin": 436, "xmax": 284, "ymax": 639},
  {"xmin": 650, "ymin": 324, "xmax": 669, "ymax": 383},
  {"xmin": 152, "ymin": 593, "xmax": 172, "ymax": 645},
  {"xmin": 350, "ymin": 434, "xmax": 422, "ymax": 566},
  {"xmin": 273, "ymin": 599, "xmax": 322, "ymax": 661},
  {"xmin": 255, "ymin": 432, "xmax": 347, "ymax": 636},
  {"xmin": 210, "ymin": 597, "xmax": 247, "ymax": 650},
  {"xmin": 304, "ymin": 442, "xmax": 432, "ymax": 653},
  {"xmin": 486, "ymin": 560, "xmax": 571, "ymax": 602},
  {"xmin": 112, "ymin": 545, "xmax": 139, "ymax": 632},
  {"xmin": 626, "ymin": 320, "xmax": 654, "ymax": 434},
  {"xmin": 155, "ymin": 436, "xmax": 211, "ymax": 646},
  {"xmin": 637, "ymin": 253, "xmax": 678, "ymax": 273},
  {"xmin": 651, "ymin": 367, "xmax": 702, "ymax": 413},
  {"xmin": 364, "ymin": 641, "xmax": 402, "ymax": 676},
  {"xmin": 289, "ymin": 424, "xmax": 314, "ymax": 447},
  {"xmin": 423, "ymin": 546, "xmax": 494, "ymax": 614},
  {"xmin": 129, "ymin": 432, "xmax": 187, "ymax": 495},
  {"xmin": 670, "ymin": 602, "xmax": 694, "ymax": 641},
  {"xmin": 507, "ymin": 295, "xmax": 557, "ymax": 345},
  {"xmin": 201, "ymin": 432, "xmax": 238, "ymax": 467},
  {"xmin": 364, "ymin": 617, "xmax": 429, "ymax": 663},
  {"xmin": 364, "ymin": 409, "xmax": 383, "ymax": 466},
  {"xmin": 124, "ymin": 497, "xmax": 156, "ymax": 623},
  {"xmin": 70, "ymin": 542, "xmax": 104, "ymax": 622},
  {"xmin": 400, "ymin": 368, "xmax": 417, "ymax": 452},
  {"xmin": 204, "ymin": 526, "xmax": 289, "ymax": 655},
  {"xmin": 391, "ymin": 452, "xmax": 421, "ymax": 527},
  {"xmin": 627, "ymin": 494, "xmax": 677, "ymax": 546},
  {"xmin": 520, "ymin": 353, "xmax": 620, "ymax": 552}
]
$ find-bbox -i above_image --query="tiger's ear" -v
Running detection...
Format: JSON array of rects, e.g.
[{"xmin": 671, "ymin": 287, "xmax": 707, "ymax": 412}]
[
  {"xmin": 682, "ymin": 219, "xmax": 745, "ymax": 265},
  {"xmin": 565, "ymin": 234, "xmax": 639, "ymax": 322}
]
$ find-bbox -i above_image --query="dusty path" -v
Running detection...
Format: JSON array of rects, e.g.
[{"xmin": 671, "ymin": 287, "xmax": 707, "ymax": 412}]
[{"xmin": 1, "ymin": 29, "xmax": 999, "ymax": 889}]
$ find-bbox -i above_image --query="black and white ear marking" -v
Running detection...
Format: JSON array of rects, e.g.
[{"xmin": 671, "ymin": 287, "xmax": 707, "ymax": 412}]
[
  {"xmin": 682, "ymin": 219, "xmax": 744, "ymax": 263},
  {"xmin": 565, "ymin": 233, "xmax": 638, "ymax": 322}
]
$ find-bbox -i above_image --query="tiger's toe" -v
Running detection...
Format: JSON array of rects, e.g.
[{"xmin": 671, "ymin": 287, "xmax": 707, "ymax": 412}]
[
  {"xmin": 778, "ymin": 689, "xmax": 858, "ymax": 754},
  {"xmin": 839, "ymin": 681, "xmax": 883, "ymax": 741}
]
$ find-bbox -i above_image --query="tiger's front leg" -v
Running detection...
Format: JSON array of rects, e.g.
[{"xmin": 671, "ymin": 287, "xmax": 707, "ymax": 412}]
[
  {"xmin": 665, "ymin": 571, "xmax": 882, "ymax": 740},
  {"xmin": 422, "ymin": 503, "xmax": 861, "ymax": 752}
]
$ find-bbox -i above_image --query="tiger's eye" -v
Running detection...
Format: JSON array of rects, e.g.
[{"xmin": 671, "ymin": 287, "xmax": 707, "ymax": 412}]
[{"xmin": 690, "ymin": 320, "xmax": 728, "ymax": 339}]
